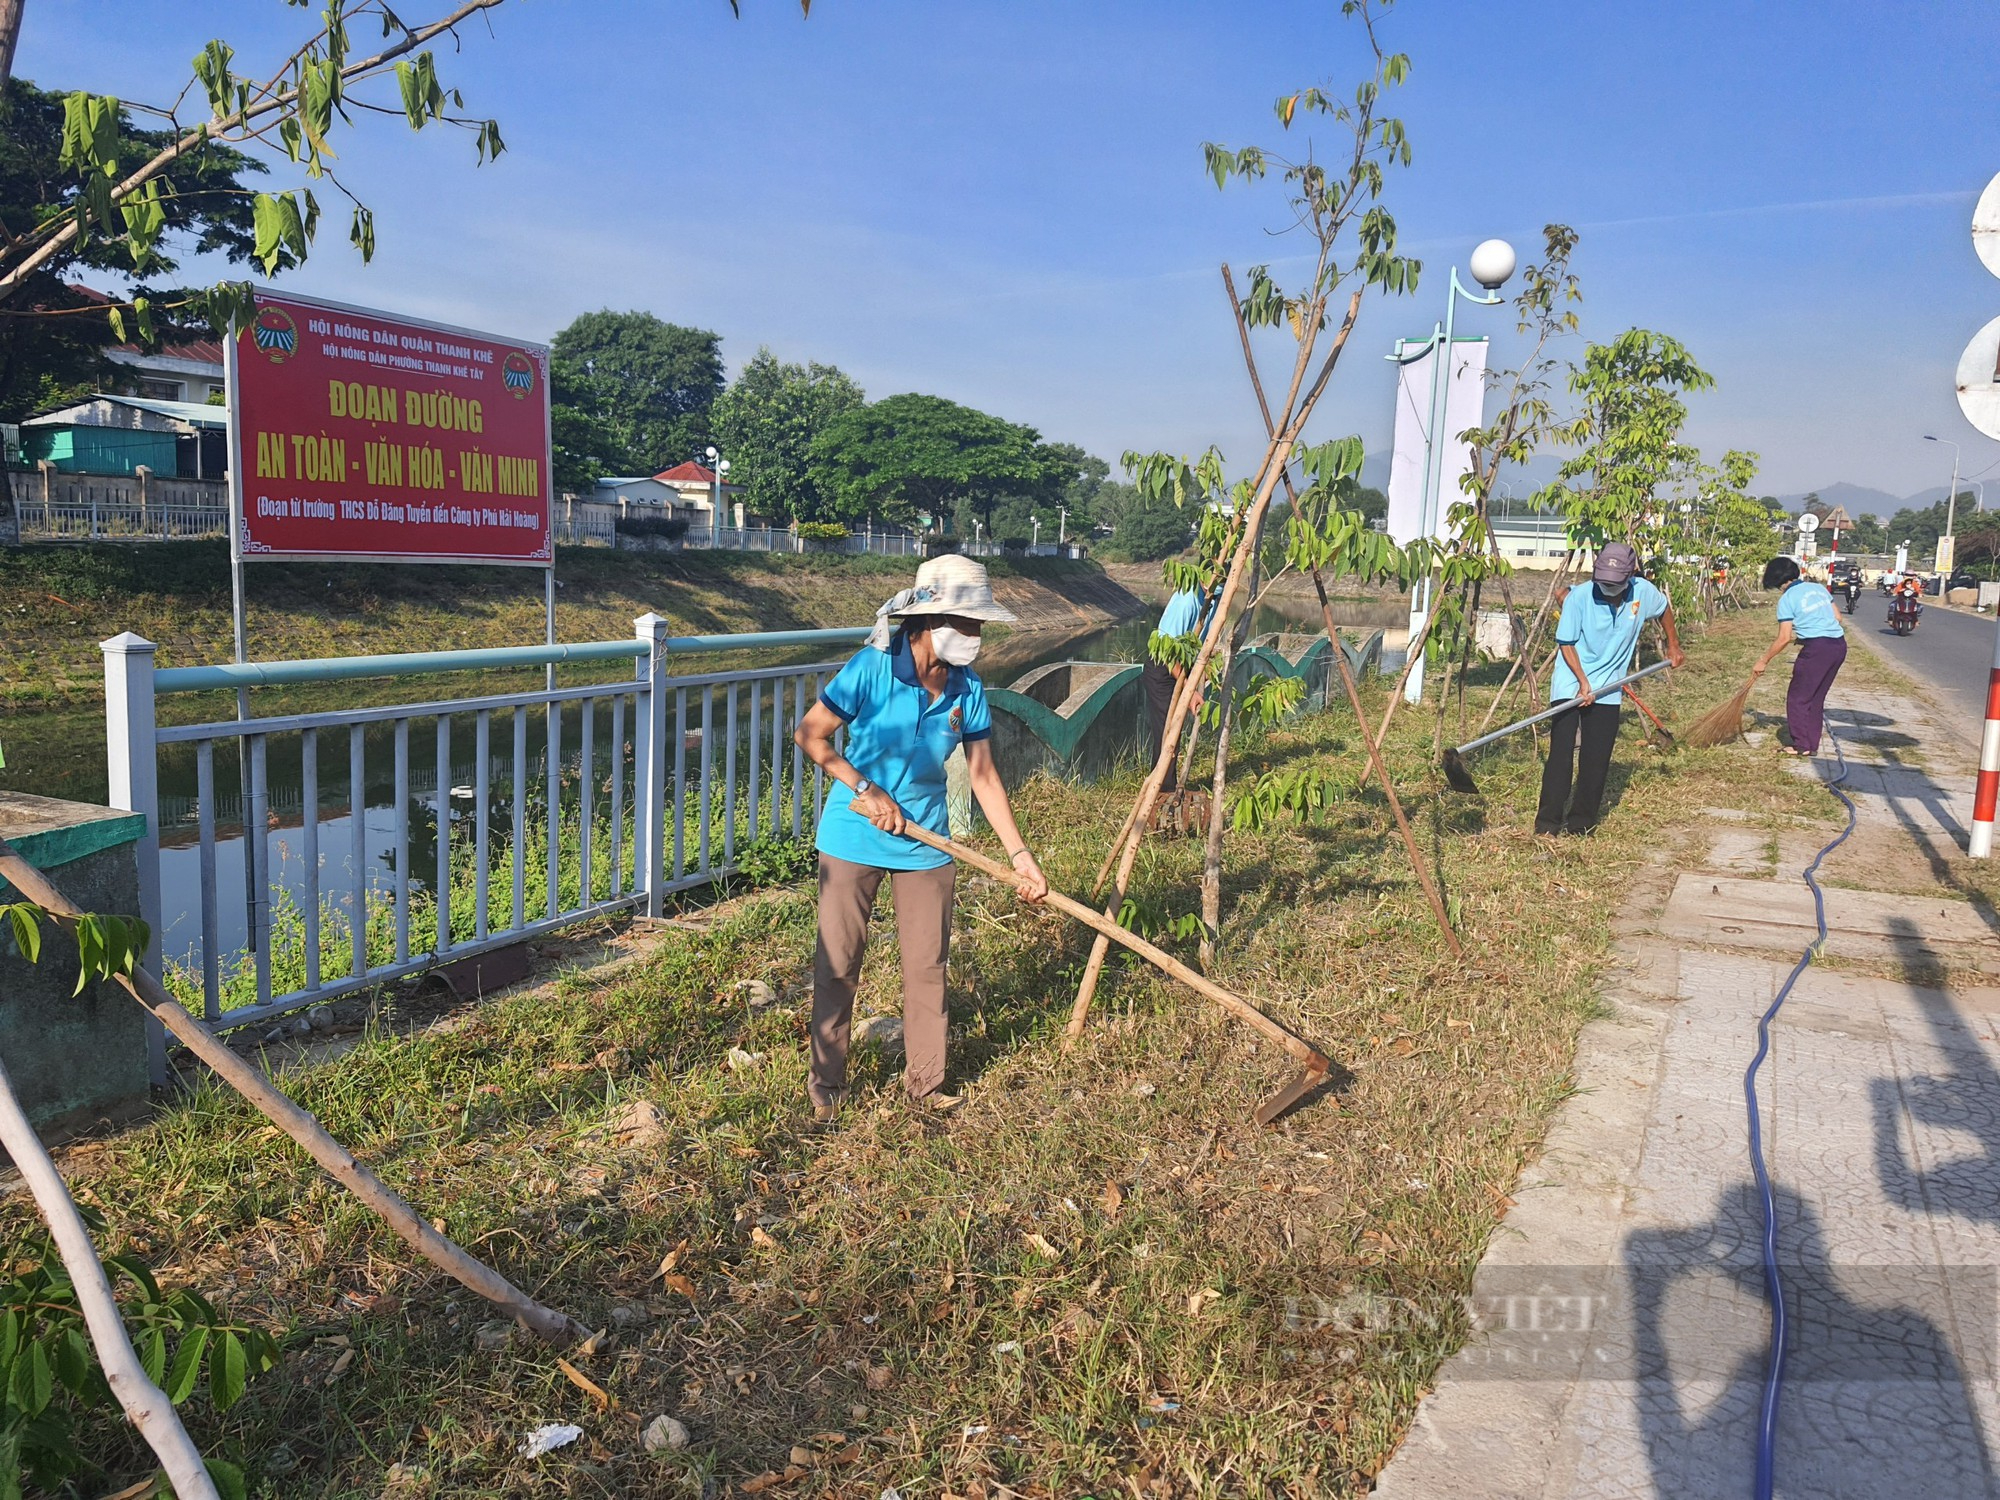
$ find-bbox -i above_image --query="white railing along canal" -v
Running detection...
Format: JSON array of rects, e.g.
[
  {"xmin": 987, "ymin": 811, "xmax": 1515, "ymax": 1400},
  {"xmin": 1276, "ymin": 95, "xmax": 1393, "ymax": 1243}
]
[{"xmin": 103, "ymin": 618, "xmax": 866, "ymax": 1079}]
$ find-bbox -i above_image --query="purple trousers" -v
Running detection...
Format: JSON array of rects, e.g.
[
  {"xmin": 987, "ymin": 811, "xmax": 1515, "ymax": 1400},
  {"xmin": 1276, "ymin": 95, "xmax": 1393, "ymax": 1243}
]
[{"xmin": 1787, "ymin": 636, "xmax": 1847, "ymax": 753}]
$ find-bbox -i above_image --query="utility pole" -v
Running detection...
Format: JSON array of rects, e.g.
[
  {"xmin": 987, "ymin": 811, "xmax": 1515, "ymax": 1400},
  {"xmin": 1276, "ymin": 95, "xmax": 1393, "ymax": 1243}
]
[{"xmin": 1926, "ymin": 433, "xmax": 1962, "ymax": 574}]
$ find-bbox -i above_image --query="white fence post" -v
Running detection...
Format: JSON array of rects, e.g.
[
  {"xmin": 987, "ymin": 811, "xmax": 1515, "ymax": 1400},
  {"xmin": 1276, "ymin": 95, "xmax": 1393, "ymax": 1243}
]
[
  {"xmin": 101, "ymin": 632, "xmax": 165, "ymax": 1084},
  {"xmin": 633, "ymin": 613, "xmax": 670, "ymax": 916}
]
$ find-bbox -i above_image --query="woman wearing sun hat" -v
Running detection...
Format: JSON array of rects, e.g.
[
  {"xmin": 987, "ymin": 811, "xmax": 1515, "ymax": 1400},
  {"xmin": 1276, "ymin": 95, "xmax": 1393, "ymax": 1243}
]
[{"xmin": 792, "ymin": 554, "xmax": 1049, "ymax": 1119}]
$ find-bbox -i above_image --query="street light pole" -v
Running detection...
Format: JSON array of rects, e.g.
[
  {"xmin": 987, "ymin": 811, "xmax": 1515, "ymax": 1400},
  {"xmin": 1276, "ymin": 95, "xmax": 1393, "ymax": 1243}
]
[
  {"xmin": 1926, "ymin": 433, "xmax": 1962, "ymax": 571},
  {"xmin": 1398, "ymin": 239, "xmax": 1515, "ymax": 705},
  {"xmin": 705, "ymin": 445, "xmax": 725, "ymax": 546}
]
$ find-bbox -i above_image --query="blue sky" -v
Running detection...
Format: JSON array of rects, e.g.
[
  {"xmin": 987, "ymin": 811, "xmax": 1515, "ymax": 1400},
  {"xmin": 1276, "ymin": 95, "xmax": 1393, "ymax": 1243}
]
[{"xmin": 20, "ymin": 0, "xmax": 2000, "ymax": 502}]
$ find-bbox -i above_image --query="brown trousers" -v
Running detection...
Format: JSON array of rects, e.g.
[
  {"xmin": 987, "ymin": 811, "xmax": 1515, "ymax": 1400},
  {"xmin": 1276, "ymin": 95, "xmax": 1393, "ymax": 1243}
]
[{"xmin": 810, "ymin": 853, "xmax": 956, "ymax": 1104}]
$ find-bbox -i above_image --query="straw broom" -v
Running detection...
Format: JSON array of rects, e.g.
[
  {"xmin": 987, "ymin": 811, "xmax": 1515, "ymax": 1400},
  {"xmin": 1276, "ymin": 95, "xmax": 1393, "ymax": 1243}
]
[{"xmin": 1681, "ymin": 671, "xmax": 1759, "ymax": 748}]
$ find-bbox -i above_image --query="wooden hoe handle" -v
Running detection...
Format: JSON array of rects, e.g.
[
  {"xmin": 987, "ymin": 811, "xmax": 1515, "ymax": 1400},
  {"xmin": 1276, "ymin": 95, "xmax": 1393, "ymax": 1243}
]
[{"xmin": 896, "ymin": 823, "xmax": 1328, "ymax": 1072}]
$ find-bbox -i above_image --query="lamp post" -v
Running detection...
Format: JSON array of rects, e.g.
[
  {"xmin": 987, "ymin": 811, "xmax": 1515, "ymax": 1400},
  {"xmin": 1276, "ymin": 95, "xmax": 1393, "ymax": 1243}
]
[
  {"xmin": 1058, "ymin": 505, "xmax": 1068, "ymax": 547},
  {"xmin": 1032, "ymin": 516, "xmax": 1042, "ymax": 550},
  {"xmin": 1925, "ymin": 433, "xmax": 1962, "ymax": 573},
  {"xmin": 704, "ymin": 445, "xmax": 730, "ymax": 545},
  {"xmin": 1398, "ymin": 238, "xmax": 1516, "ymax": 704}
]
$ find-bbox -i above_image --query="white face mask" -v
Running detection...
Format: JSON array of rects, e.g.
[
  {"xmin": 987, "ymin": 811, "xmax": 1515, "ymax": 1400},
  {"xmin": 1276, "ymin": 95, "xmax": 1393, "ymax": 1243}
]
[{"xmin": 929, "ymin": 624, "xmax": 981, "ymax": 667}]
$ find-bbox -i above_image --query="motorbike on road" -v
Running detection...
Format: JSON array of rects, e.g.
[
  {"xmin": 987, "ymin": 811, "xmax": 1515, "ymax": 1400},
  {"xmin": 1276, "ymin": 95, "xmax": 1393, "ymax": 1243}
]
[
  {"xmin": 1843, "ymin": 580, "xmax": 1862, "ymax": 614},
  {"xmin": 1889, "ymin": 593, "xmax": 1922, "ymax": 636}
]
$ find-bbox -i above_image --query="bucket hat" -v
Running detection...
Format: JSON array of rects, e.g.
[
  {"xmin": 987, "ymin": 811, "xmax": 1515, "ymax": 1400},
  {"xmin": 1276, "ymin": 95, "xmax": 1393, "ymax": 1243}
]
[
  {"xmin": 865, "ymin": 554, "xmax": 1016, "ymax": 648},
  {"xmin": 893, "ymin": 554, "xmax": 1015, "ymax": 622}
]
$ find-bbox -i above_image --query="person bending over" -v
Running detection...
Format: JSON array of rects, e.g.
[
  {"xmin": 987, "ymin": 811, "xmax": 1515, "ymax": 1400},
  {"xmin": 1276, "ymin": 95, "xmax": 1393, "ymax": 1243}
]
[
  {"xmin": 792, "ymin": 555, "xmax": 1049, "ymax": 1122},
  {"xmin": 1535, "ymin": 542, "xmax": 1686, "ymax": 836}
]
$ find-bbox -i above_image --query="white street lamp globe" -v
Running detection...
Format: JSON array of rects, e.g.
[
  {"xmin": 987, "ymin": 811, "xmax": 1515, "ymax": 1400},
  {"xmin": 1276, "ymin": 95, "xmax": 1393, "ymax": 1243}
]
[
  {"xmin": 718, "ymin": 459, "xmax": 730, "ymax": 474},
  {"xmin": 705, "ymin": 445, "xmax": 718, "ymax": 461},
  {"xmin": 1469, "ymin": 238, "xmax": 1516, "ymax": 291}
]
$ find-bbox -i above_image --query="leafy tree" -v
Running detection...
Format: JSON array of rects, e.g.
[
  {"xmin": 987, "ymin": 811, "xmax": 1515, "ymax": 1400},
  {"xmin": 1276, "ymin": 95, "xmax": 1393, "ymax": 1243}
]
[
  {"xmin": 0, "ymin": 2, "xmax": 527, "ymax": 340},
  {"xmin": 0, "ymin": 79, "xmax": 263, "ymax": 420},
  {"xmin": 1882, "ymin": 499, "xmax": 1954, "ymax": 565},
  {"xmin": 1556, "ymin": 329, "xmax": 1713, "ymax": 553},
  {"xmin": 550, "ymin": 310, "xmax": 723, "ymax": 474},
  {"xmin": 1054, "ymin": 444, "xmax": 1110, "ymax": 508},
  {"xmin": 806, "ymin": 393, "xmax": 1065, "ymax": 529},
  {"xmin": 548, "ymin": 356, "xmax": 629, "ymax": 494},
  {"xmin": 1955, "ymin": 519, "xmax": 2000, "ymax": 579},
  {"xmin": 1104, "ymin": 503, "xmax": 1191, "ymax": 561},
  {"xmin": 1839, "ymin": 511, "xmax": 1888, "ymax": 554},
  {"xmin": 1085, "ymin": 478, "xmax": 1144, "ymax": 533},
  {"xmin": 0, "ymin": 2, "xmax": 804, "ymax": 343},
  {"xmin": 710, "ymin": 348, "xmax": 864, "ymax": 521}
]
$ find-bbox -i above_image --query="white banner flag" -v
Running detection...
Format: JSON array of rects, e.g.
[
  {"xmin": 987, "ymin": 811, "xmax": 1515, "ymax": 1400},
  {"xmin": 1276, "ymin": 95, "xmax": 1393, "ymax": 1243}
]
[{"xmin": 1386, "ymin": 336, "xmax": 1489, "ymax": 546}]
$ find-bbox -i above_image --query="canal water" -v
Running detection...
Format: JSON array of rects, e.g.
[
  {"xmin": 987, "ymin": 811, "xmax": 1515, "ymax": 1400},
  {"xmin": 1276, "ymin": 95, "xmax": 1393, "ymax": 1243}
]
[{"xmin": 3, "ymin": 595, "xmax": 1405, "ymax": 974}]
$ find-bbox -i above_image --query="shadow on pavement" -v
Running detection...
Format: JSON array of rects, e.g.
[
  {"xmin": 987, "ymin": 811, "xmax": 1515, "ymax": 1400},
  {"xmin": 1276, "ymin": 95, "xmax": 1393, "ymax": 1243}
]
[
  {"xmin": 1627, "ymin": 1182, "xmax": 1992, "ymax": 1497},
  {"xmin": 1873, "ymin": 915, "xmax": 2000, "ymax": 1231}
]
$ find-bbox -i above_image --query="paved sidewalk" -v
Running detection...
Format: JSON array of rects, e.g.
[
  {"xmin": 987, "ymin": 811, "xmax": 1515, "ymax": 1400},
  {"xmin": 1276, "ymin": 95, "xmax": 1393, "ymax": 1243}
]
[{"xmin": 1373, "ymin": 669, "xmax": 2000, "ymax": 1499}]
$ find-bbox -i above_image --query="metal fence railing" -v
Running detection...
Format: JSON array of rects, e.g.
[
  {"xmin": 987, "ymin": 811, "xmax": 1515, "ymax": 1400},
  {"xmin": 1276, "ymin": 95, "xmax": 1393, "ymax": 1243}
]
[
  {"xmin": 104, "ymin": 622, "xmax": 867, "ymax": 1076},
  {"xmin": 681, "ymin": 525, "xmax": 924, "ymax": 557},
  {"xmin": 16, "ymin": 499, "xmax": 229, "ymax": 541},
  {"xmin": 960, "ymin": 539, "xmax": 1085, "ymax": 560}
]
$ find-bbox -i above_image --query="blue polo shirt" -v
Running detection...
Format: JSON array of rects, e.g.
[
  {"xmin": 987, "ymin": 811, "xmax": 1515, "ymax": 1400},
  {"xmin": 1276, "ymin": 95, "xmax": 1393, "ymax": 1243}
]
[
  {"xmin": 1776, "ymin": 580, "xmax": 1845, "ymax": 641},
  {"xmin": 815, "ymin": 633, "xmax": 992, "ymax": 871},
  {"xmin": 1157, "ymin": 588, "xmax": 1204, "ymax": 638},
  {"xmin": 1551, "ymin": 576, "xmax": 1668, "ymax": 705}
]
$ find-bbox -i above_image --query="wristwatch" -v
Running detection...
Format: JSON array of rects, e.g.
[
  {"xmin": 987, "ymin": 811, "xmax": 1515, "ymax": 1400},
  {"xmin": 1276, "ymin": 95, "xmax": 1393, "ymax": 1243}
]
[{"xmin": 853, "ymin": 777, "xmax": 873, "ymax": 798}]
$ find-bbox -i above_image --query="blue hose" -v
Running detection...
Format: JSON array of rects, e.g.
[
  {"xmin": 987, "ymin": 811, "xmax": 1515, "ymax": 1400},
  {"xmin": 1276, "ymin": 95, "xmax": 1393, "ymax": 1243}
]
[{"xmin": 1744, "ymin": 730, "xmax": 1857, "ymax": 1498}]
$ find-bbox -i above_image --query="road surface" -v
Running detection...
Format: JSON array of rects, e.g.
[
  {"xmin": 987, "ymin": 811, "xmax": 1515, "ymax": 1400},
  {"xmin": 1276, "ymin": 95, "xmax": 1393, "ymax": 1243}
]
[{"xmin": 1844, "ymin": 593, "xmax": 1994, "ymax": 740}]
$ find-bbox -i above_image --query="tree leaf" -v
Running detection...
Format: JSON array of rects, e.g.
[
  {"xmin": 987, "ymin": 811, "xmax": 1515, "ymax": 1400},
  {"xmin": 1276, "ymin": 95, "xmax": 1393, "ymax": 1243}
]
[
  {"xmin": 53, "ymin": 1325, "xmax": 90, "ymax": 1394},
  {"xmin": 3, "ymin": 906, "xmax": 41, "ymax": 966},
  {"xmin": 205, "ymin": 1459, "xmax": 247, "ymax": 1500},
  {"xmin": 12, "ymin": 1339, "xmax": 51, "ymax": 1416},
  {"xmin": 350, "ymin": 205, "xmax": 376, "ymax": 262},
  {"xmin": 164, "ymin": 1325, "xmax": 208, "ymax": 1404},
  {"xmin": 140, "ymin": 1325, "xmax": 167, "ymax": 1386},
  {"xmin": 192, "ymin": 39, "xmax": 236, "ymax": 120},
  {"xmin": 210, "ymin": 1328, "xmax": 247, "ymax": 1411}
]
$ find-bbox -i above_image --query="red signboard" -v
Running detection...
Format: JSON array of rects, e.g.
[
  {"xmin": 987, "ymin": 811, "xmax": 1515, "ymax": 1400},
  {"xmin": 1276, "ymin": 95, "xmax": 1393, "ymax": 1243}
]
[{"xmin": 228, "ymin": 290, "xmax": 552, "ymax": 565}]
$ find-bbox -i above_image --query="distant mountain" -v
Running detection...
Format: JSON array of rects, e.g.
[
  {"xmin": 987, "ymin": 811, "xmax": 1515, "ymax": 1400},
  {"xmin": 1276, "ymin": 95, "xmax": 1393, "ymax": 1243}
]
[
  {"xmin": 1776, "ymin": 482, "xmax": 1989, "ymax": 519},
  {"xmin": 1351, "ymin": 456, "xmax": 1967, "ymax": 522},
  {"xmin": 1356, "ymin": 450, "xmax": 1566, "ymax": 500},
  {"xmin": 1775, "ymin": 482, "xmax": 1905, "ymax": 519}
]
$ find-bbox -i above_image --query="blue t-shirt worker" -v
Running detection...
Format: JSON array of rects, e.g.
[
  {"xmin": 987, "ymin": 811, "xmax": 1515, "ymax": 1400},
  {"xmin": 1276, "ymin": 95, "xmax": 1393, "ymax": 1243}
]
[
  {"xmin": 792, "ymin": 555, "xmax": 1049, "ymax": 1122},
  {"xmin": 1141, "ymin": 585, "xmax": 1209, "ymax": 790},
  {"xmin": 1536, "ymin": 541, "xmax": 1686, "ymax": 835},
  {"xmin": 1751, "ymin": 556, "xmax": 1847, "ymax": 757}
]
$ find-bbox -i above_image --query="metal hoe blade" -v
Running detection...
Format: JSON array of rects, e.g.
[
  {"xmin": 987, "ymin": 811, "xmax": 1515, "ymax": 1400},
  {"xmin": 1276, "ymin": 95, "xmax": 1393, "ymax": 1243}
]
[
  {"xmin": 1254, "ymin": 1062, "xmax": 1331, "ymax": 1127},
  {"xmin": 1442, "ymin": 659, "xmax": 1674, "ymax": 793},
  {"xmin": 1440, "ymin": 745, "xmax": 1480, "ymax": 794}
]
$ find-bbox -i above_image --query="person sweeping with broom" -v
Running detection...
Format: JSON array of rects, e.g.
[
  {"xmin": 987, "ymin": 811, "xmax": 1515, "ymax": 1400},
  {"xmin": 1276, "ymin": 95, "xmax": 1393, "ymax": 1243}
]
[
  {"xmin": 1748, "ymin": 555, "xmax": 1846, "ymax": 757},
  {"xmin": 1535, "ymin": 542, "xmax": 1686, "ymax": 836},
  {"xmin": 792, "ymin": 555, "xmax": 1049, "ymax": 1123}
]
